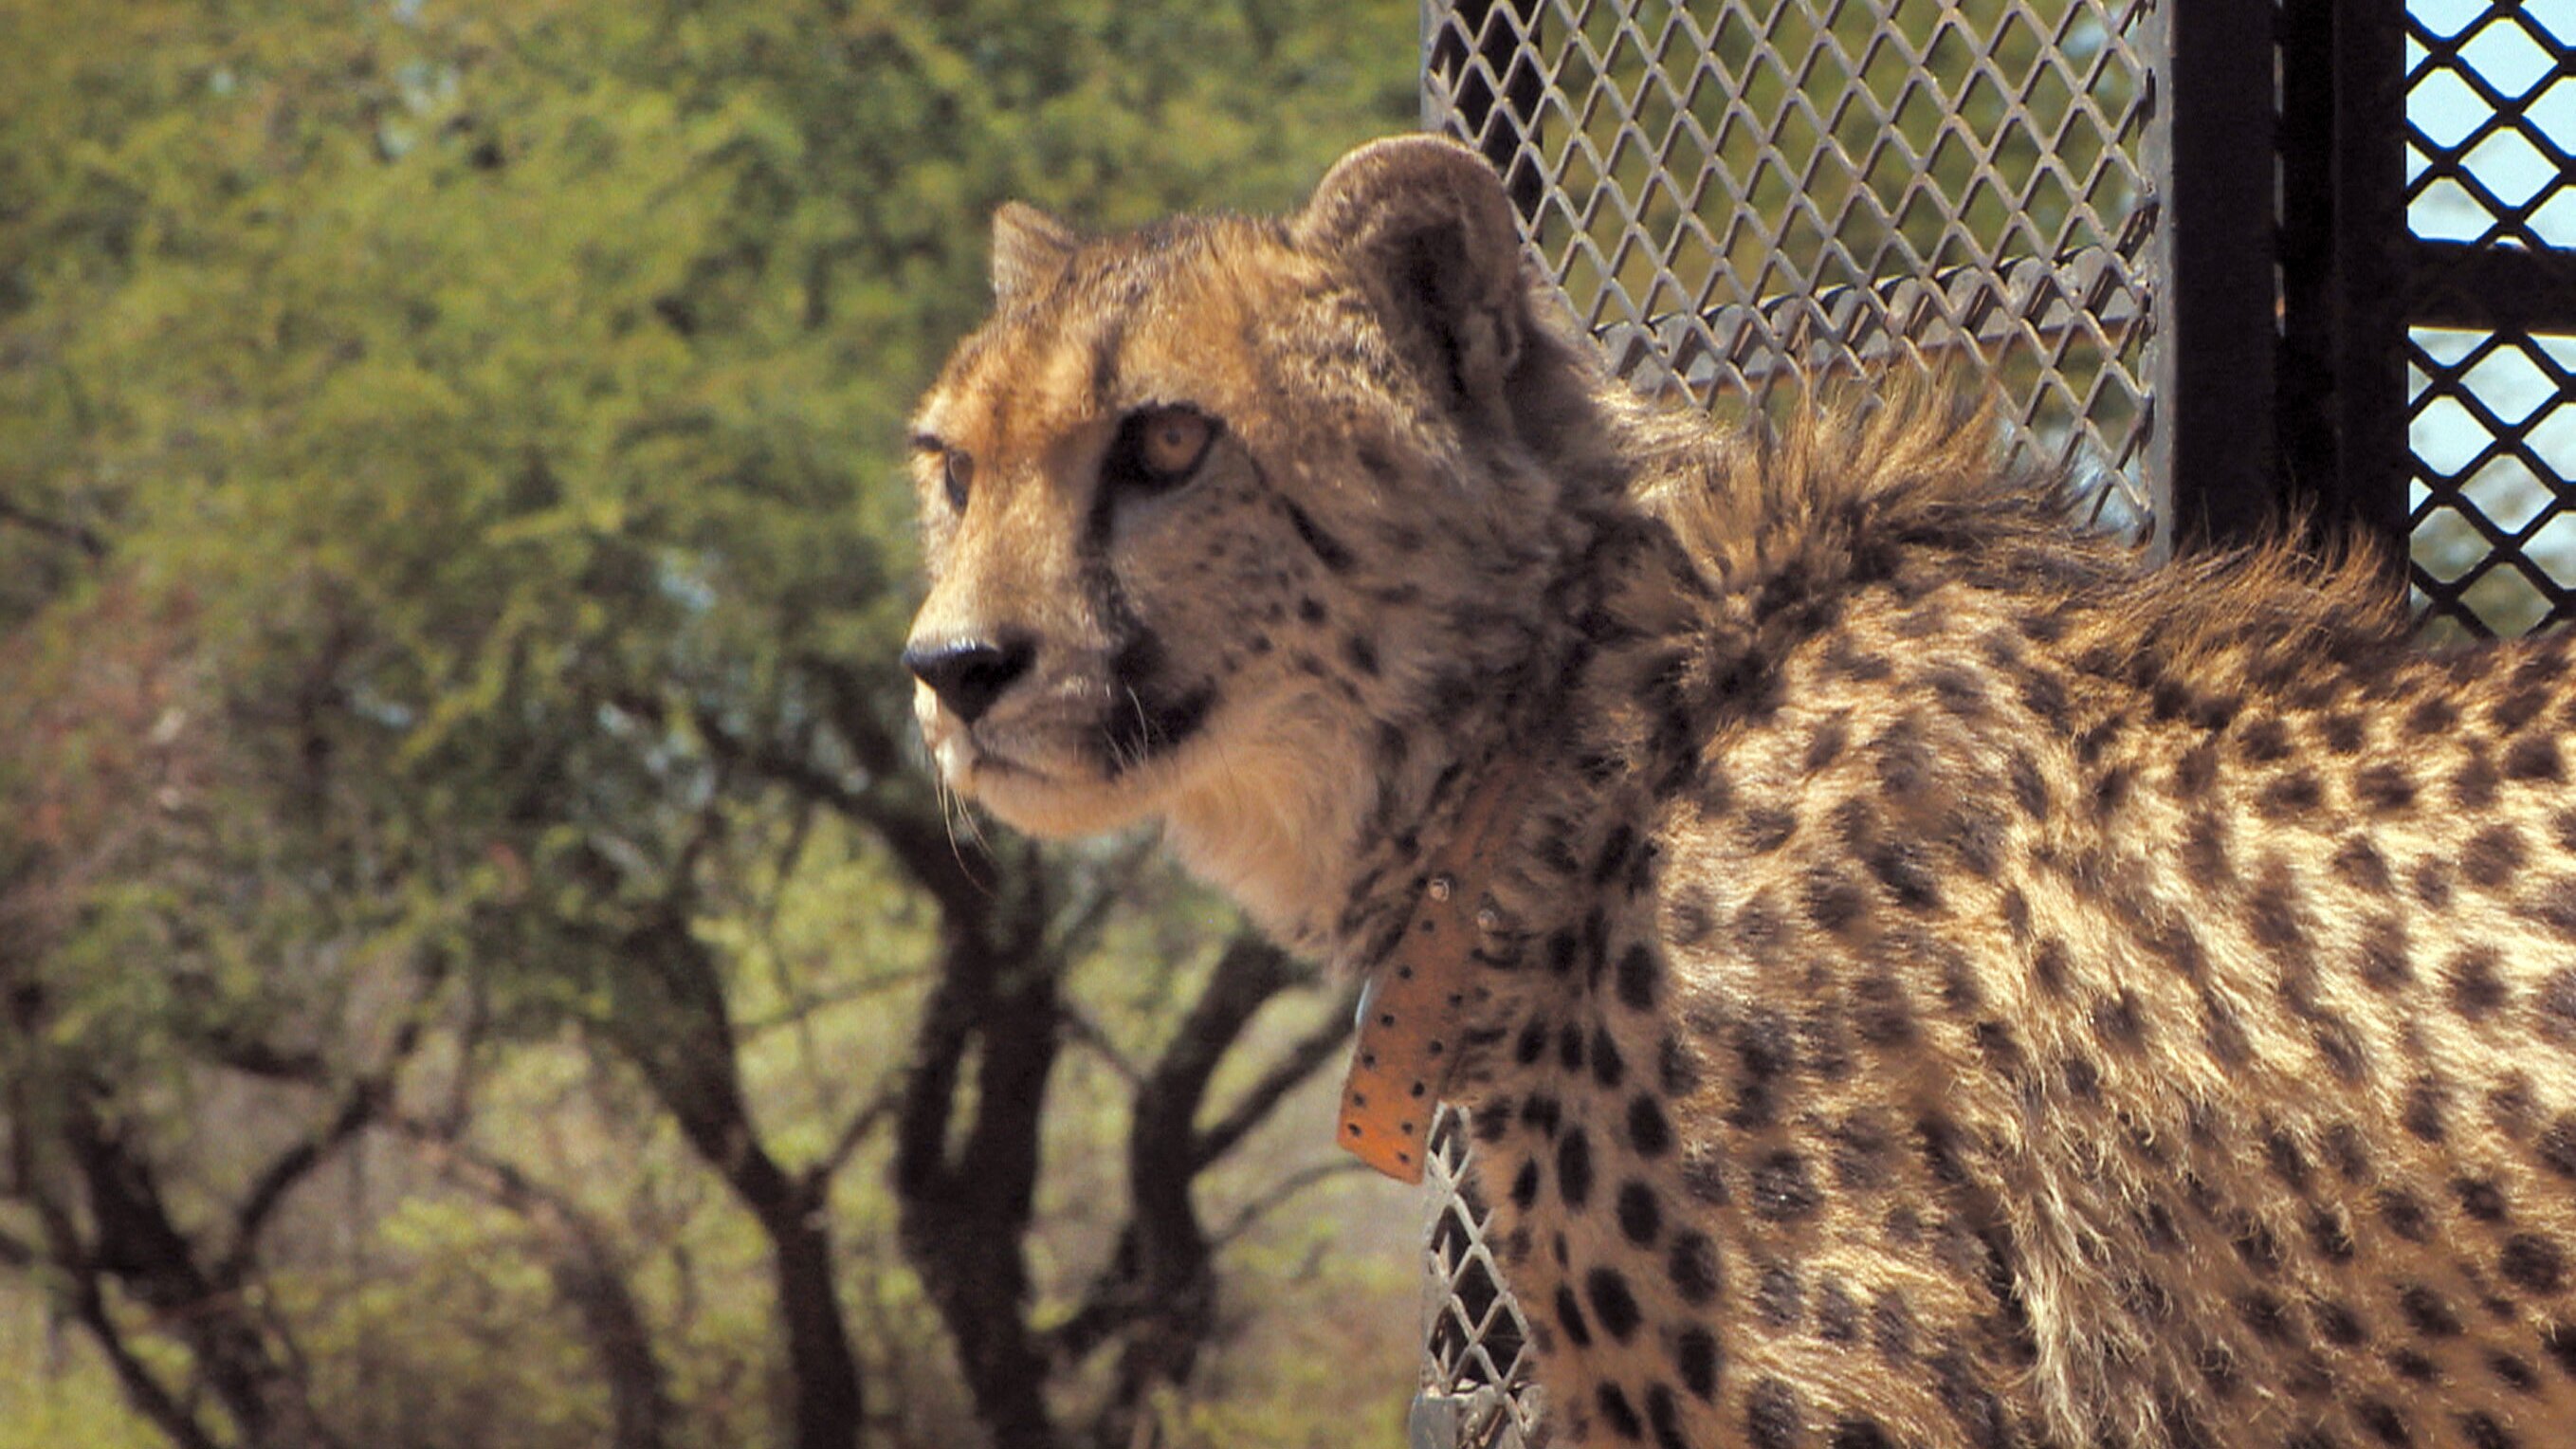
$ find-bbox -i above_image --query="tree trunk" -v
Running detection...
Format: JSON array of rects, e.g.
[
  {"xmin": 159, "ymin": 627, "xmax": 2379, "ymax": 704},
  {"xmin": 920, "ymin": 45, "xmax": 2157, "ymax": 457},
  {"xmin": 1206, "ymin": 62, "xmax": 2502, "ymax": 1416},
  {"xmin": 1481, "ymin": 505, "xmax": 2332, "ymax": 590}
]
[
  {"xmin": 893, "ymin": 909, "xmax": 1066, "ymax": 1449},
  {"xmin": 616, "ymin": 914, "xmax": 864, "ymax": 1449}
]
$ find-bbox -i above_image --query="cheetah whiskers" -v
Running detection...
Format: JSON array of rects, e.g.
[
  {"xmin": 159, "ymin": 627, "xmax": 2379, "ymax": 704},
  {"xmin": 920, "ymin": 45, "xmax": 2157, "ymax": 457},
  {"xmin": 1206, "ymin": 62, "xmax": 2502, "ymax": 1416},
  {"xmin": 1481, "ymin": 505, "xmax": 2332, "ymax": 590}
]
[{"xmin": 933, "ymin": 771, "xmax": 1000, "ymax": 890}]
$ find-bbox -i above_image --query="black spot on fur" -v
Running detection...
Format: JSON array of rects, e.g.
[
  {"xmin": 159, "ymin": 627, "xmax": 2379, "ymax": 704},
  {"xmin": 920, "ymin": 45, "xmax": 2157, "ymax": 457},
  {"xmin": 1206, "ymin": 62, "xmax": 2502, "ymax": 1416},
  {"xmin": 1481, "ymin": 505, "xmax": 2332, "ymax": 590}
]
[
  {"xmin": 2356, "ymin": 914, "xmax": 2412, "ymax": 991},
  {"xmin": 1646, "ymin": 1384, "xmax": 1687, "ymax": 1449},
  {"xmin": 1830, "ymin": 1419, "xmax": 1892, "ymax": 1449},
  {"xmin": 2501, "ymin": 1234, "xmax": 2567, "ymax": 1294},
  {"xmin": 2331, "ymin": 836, "xmax": 2394, "ymax": 896},
  {"xmin": 1665, "ymin": 1228, "xmax": 1719, "ymax": 1306},
  {"xmin": 1279, "ymin": 498, "xmax": 1354, "ymax": 573},
  {"xmin": 2257, "ymin": 769, "xmax": 2324, "ymax": 819},
  {"xmin": 2461, "ymin": 1410, "xmax": 2519, "ymax": 1449},
  {"xmin": 1757, "ymin": 1261, "xmax": 1803, "ymax": 1328},
  {"xmin": 1586, "ymin": 1266, "xmax": 1642, "ymax": 1342},
  {"xmin": 1746, "ymin": 1379, "xmax": 1803, "ymax": 1449},
  {"xmin": 1817, "ymin": 1278, "xmax": 1859, "ymax": 1343},
  {"xmin": 1680, "ymin": 1145, "xmax": 1728, "ymax": 1205},
  {"xmin": 1514, "ymin": 1019, "xmax": 1547, "ymax": 1066},
  {"xmin": 1591, "ymin": 1026, "xmax": 1625, "ymax": 1090},
  {"xmin": 1675, "ymin": 1328, "xmax": 1720, "ymax": 1401},
  {"xmin": 1751, "ymin": 1150, "xmax": 1820, "ymax": 1221},
  {"xmin": 1628, "ymin": 1093, "xmax": 1672, "ymax": 1157},
  {"xmin": 2492, "ymin": 1350, "xmax": 2540, "ymax": 1393},
  {"xmin": 1803, "ymin": 714, "xmax": 1850, "ymax": 772},
  {"xmin": 2405, "ymin": 1075, "xmax": 2450, "ymax": 1143},
  {"xmin": 1558, "ymin": 1128, "xmax": 1594, "ymax": 1208},
  {"xmin": 2462, "ymin": 824, "xmax": 2528, "ymax": 890},
  {"xmin": 1658, "ymin": 1035, "xmax": 1702, "ymax": 1097},
  {"xmin": 2357, "ymin": 762, "xmax": 2417, "ymax": 813},
  {"xmin": 2457, "ymin": 749, "xmax": 2501, "ymax": 810},
  {"xmin": 2238, "ymin": 716, "xmax": 2293, "ymax": 761},
  {"xmin": 2506, "ymin": 734, "xmax": 2563, "ymax": 782},
  {"xmin": 2009, "ymin": 751, "xmax": 2050, "ymax": 820},
  {"xmin": 1742, "ymin": 806, "xmax": 1798, "ymax": 853},
  {"xmin": 1554, "ymin": 1283, "xmax": 1593, "ymax": 1348},
  {"xmin": 1596, "ymin": 1382, "xmax": 1643, "ymax": 1440},
  {"xmin": 1616, "ymin": 945, "xmax": 1660, "ymax": 1010},
  {"xmin": 2355, "ymin": 1399, "xmax": 2408, "ymax": 1444},
  {"xmin": 2448, "ymin": 947, "xmax": 2510, "ymax": 1019},
  {"xmin": 2401, "ymin": 1284, "xmax": 2461, "ymax": 1338},
  {"xmin": 2174, "ymin": 739, "xmax": 2220, "ymax": 798},
  {"xmin": 1872, "ymin": 717, "xmax": 1934, "ymax": 799},
  {"xmin": 1616, "ymin": 1181, "xmax": 1660, "ymax": 1245},
  {"xmin": 1802, "ymin": 864, "xmax": 1867, "ymax": 933},
  {"xmin": 1866, "ymin": 839, "xmax": 1942, "ymax": 910},
  {"xmin": 2381, "ymin": 1188, "xmax": 2433, "ymax": 1242}
]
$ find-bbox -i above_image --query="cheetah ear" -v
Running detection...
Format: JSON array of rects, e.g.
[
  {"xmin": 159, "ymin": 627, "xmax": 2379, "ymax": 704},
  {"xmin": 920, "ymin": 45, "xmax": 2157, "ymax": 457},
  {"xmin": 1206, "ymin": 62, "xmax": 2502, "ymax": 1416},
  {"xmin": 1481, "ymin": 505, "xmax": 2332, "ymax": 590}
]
[
  {"xmin": 1294, "ymin": 135, "xmax": 1526, "ymax": 415},
  {"xmin": 991, "ymin": 201, "xmax": 1078, "ymax": 303}
]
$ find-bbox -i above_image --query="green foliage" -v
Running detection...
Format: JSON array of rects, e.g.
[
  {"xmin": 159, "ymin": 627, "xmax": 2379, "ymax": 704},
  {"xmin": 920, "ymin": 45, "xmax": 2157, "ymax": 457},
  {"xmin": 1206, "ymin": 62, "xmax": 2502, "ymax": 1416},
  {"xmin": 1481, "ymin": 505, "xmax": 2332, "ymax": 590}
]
[{"xmin": 1, "ymin": 0, "xmax": 1416, "ymax": 1444}]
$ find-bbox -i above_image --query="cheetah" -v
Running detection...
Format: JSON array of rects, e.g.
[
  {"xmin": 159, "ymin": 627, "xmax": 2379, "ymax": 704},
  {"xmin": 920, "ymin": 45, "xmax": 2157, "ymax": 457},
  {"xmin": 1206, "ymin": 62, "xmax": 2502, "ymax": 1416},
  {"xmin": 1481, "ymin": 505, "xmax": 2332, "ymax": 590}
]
[{"xmin": 903, "ymin": 135, "xmax": 2576, "ymax": 1448}]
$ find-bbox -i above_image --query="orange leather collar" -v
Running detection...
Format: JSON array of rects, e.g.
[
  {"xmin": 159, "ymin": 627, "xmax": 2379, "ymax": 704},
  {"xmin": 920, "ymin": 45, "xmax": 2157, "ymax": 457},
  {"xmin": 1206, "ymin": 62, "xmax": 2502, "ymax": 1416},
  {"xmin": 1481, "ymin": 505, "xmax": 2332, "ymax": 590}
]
[{"xmin": 1336, "ymin": 761, "xmax": 1534, "ymax": 1183}]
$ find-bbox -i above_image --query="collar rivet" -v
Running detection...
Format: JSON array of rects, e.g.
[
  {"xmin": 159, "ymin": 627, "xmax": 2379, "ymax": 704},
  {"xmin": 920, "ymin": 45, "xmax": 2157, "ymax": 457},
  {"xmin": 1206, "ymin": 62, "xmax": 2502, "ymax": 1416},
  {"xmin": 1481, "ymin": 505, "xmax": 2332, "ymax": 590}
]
[{"xmin": 1426, "ymin": 875, "xmax": 1454, "ymax": 902}]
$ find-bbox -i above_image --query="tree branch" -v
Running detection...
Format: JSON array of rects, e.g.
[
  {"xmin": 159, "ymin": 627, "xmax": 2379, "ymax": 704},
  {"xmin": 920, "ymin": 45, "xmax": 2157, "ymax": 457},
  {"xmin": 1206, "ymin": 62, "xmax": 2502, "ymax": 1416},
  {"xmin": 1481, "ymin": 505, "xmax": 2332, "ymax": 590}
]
[
  {"xmin": 0, "ymin": 493, "xmax": 108, "ymax": 559},
  {"xmin": 1059, "ymin": 1000, "xmax": 1142, "ymax": 1086},
  {"xmin": 1213, "ymin": 1160, "xmax": 1370, "ymax": 1247},
  {"xmin": 1193, "ymin": 980, "xmax": 1358, "ymax": 1171},
  {"xmin": 802, "ymin": 1086, "xmax": 899, "ymax": 1196},
  {"xmin": 392, "ymin": 1118, "xmax": 675, "ymax": 1449},
  {"xmin": 216, "ymin": 1079, "xmax": 385, "ymax": 1291},
  {"xmin": 692, "ymin": 706, "xmax": 995, "ymax": 921}
]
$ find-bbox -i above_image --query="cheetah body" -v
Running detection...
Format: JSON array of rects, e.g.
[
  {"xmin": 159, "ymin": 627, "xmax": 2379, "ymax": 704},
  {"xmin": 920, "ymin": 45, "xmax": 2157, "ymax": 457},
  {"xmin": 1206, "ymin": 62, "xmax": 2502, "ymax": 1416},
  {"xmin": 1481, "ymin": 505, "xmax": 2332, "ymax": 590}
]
[{"xmin": 904, "ymin": 137, "xmax": 2576, "ymax": 1448}]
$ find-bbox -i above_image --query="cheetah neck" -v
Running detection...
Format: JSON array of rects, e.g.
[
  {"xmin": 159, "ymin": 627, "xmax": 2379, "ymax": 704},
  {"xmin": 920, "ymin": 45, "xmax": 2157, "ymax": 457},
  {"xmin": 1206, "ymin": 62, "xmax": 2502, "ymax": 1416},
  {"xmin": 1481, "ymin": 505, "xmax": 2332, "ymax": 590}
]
[{"xmin": 1166, "ymin": 385, "xmax": 1700, "ymax": 973}]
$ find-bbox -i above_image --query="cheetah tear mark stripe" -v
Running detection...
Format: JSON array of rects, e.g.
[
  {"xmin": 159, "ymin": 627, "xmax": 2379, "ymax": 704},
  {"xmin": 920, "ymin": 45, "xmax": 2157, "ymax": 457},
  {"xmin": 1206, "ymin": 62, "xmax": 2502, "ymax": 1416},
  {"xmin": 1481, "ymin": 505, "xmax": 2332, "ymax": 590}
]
[{"xmin": 1338, "ymin": 757, "xmax": 1538, "ymax": 1182}]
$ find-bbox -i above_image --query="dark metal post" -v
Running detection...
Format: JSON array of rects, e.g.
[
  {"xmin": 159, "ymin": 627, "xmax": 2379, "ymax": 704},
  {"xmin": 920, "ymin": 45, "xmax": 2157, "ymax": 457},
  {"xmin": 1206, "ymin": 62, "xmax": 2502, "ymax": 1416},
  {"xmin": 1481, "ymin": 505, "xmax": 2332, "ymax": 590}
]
[
  {"xmin": 2156, "ymin": 0, "xmax": 2284, "ymax": 550},
  {"xmin": 2278, "ymin": 0, "xmax": 2412, "ymax": 559}
]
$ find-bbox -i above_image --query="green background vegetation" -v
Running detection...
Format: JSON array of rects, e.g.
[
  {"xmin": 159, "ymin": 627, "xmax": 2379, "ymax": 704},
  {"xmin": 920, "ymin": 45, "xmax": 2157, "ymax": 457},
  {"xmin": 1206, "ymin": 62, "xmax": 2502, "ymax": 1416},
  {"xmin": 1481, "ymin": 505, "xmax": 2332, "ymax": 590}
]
[{"xmin": 0, "ymin": 2, "xmax": 1421, "ymax": 1446}]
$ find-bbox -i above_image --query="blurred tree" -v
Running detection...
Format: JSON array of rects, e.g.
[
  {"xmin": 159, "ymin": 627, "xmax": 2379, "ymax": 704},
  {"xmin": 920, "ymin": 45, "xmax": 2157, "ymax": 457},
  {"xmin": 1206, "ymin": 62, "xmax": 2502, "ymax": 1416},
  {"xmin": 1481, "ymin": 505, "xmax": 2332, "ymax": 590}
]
[{"xmin": 0, "ymin": 1, "xmax": 1416, "ymax": 1447}]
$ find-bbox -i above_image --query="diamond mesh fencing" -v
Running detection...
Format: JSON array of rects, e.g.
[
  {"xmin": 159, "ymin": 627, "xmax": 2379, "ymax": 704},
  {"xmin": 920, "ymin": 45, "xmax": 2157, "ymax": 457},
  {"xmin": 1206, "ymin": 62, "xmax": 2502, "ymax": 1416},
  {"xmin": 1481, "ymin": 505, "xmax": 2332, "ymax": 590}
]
[
  {"xmin": 2402, "ymin": 1, "xmax": 2576, "ymax": 637},
  {"xmin": 1424, "ymin": 0, "xmax": 2164, "ymax": 546}
]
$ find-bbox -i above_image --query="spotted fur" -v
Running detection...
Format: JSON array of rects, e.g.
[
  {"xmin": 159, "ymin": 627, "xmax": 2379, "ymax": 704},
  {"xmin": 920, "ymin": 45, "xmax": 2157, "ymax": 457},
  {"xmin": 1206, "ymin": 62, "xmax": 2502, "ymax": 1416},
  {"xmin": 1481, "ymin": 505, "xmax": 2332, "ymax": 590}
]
[{"xmin": 906, "ymin": 136, "xmax": 2576, "ymax": 1448}]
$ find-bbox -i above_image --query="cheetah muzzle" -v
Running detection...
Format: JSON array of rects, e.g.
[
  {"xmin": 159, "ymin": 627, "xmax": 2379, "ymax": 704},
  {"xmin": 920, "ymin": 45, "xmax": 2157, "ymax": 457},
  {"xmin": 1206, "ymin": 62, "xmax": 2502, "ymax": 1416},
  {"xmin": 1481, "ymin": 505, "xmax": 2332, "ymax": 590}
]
[{"xmin": 905, "ymin": 135, "xmax": 2576, "ymax": 1449}]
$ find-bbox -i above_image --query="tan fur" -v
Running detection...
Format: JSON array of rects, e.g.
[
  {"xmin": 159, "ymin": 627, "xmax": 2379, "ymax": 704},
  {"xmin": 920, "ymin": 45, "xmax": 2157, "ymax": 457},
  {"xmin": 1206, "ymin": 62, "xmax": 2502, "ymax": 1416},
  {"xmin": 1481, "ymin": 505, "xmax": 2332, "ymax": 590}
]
[{"xmin": 907, "ymin": 136, "xmax": 2576, "ymax": 1448}]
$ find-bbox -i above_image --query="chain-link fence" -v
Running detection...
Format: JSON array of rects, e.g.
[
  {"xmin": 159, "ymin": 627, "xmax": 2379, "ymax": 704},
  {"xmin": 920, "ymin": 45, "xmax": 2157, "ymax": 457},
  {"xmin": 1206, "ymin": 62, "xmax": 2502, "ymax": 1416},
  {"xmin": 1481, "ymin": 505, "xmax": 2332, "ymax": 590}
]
[{"xmin": 1403, "ymin": 2, "xmax": 2576, "ymax": 1442}]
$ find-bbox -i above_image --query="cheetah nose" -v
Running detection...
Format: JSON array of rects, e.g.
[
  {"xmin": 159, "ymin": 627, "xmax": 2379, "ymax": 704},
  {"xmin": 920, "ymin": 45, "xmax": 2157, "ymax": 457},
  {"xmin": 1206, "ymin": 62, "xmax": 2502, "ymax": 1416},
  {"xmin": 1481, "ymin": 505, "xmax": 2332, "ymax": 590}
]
[{"xmin": 903, "ymin": 633, "xmax": 1035, "ymax": 725}]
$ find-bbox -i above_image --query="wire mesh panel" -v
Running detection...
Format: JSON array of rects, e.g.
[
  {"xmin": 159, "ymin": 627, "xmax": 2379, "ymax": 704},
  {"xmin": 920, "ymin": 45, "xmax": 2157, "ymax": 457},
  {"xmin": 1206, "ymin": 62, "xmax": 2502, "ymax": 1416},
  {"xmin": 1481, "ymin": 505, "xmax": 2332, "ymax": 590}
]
[
  {"xmin": 1424, "ymin": 0, "xmax": 2163, "ymax": 540},
  {"xmin": 1408, "ymin": 1109, "xmax": 1546, "ymax": 1449},
  {"xmin": 2402, "ymin": 0, "xmax": 2576, "ymax": 637}
]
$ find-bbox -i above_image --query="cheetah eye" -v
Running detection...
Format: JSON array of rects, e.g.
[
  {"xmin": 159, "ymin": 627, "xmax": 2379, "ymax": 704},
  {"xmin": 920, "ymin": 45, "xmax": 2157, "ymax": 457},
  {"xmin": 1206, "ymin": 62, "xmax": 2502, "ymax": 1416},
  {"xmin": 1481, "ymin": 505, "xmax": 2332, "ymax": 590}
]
[
  {"xmin": 913, "ymin": 434, "xmax": 973, "ymax": 512},
  {"xmin": 1105, "ymin": 405, "xmax": 1218, "ymax": 495}
]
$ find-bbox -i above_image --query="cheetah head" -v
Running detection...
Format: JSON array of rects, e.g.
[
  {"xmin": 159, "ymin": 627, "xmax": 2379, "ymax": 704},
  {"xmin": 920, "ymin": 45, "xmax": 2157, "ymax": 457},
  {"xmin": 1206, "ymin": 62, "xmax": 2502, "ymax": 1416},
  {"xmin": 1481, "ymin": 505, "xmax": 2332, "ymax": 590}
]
[{"xmin": 904, "ymin": 137, "xmax": 1597, "ymax": 936}]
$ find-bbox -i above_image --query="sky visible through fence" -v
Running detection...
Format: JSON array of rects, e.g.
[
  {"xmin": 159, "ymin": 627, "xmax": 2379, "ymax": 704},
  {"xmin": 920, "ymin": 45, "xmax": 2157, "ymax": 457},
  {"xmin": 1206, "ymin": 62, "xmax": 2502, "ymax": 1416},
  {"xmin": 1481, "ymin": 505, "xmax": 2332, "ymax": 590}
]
[{"xmin": 2405, "ymin": 0, "xmax": 2576, "ymax": 636}]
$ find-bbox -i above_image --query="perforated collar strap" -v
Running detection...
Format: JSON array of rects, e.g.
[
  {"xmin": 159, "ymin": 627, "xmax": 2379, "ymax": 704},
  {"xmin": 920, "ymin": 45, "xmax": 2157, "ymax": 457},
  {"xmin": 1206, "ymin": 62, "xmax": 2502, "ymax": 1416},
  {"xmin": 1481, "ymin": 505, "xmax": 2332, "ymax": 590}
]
[{"xmin": 1335, "ymin": 761, "xmax": 1533, "ymax": 1183}]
